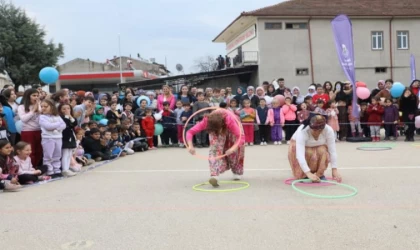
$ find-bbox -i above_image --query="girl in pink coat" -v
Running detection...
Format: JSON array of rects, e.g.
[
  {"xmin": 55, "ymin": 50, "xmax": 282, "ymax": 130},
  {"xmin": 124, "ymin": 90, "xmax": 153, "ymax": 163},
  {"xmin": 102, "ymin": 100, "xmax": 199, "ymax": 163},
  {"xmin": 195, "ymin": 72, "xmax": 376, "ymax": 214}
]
[{"xmin": 282, "ymin": 97, "xmax": 297, "ymax": 144}]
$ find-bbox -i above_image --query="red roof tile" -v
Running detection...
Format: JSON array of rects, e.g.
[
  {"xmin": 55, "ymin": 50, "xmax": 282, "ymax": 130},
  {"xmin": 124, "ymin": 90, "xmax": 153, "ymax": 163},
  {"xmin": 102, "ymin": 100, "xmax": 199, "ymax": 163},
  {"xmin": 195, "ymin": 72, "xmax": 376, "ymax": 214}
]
[{"xmin": 244, "ymin": 0, "xmax": 420, "ymax": 16}]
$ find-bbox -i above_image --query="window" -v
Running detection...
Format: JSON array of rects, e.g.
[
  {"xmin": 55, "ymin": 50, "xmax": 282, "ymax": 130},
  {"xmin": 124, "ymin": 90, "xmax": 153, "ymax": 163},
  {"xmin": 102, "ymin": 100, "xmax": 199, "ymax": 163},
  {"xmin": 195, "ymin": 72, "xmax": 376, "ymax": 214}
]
[
  {"xmin": 375, "ymin": 67, "xmax": 387, "ymax": 73},
  {"xmin": 285, "ymin": 23, "xmax": 307, "ymax": 29},
  {"xmin": 397, "ymin": 31, "xmax": 409, "ymax": 49},
  {"xmin": 371, "ymin": 31, "xmax": 383, "ymax": 50},
  {"xmin": 265, "ymin": 22, "xmax": 282, "ymax": 30},
  {"xmin": 296, "ymin": 68, "xmax": 309, "ymax": 76}
]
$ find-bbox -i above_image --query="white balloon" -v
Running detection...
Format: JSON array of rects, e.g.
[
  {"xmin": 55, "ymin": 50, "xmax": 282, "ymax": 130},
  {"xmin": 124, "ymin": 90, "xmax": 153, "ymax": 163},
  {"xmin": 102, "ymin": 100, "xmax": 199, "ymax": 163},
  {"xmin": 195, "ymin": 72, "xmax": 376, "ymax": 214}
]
[
  {"xmin": 264, "ymin": 96, "xmax": 273, "ymax": 105},
  {"xmin": 154, "ymin": 113, "xmax": 162, "ymax": 121}
]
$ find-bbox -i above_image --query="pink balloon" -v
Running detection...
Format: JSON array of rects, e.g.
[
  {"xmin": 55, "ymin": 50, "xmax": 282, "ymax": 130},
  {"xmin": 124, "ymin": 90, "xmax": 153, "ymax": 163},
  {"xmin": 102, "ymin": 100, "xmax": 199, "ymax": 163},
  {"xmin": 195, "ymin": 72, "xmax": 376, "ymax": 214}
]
[
  {"xmin": 415, "ymin": 116, "xmax": 420, "ymax": 129},
  {"xmin": 274, "ymin": 95, "xmax": 285, "ymax": 106},
  {"xmin": 356, "ymin": 87, "xmax": 370, "ymax": 99}
]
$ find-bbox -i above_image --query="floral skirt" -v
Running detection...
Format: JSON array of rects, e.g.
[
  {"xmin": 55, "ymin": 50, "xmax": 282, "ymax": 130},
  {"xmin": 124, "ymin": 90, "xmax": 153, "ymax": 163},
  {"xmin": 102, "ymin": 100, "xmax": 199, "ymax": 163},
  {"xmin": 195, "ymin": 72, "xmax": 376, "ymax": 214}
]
[
  {"xmin": 208, "ymin": 131, "xmax": 245, "ymax": 176},
  {"xmin": 288, "ymin": 140, "xmax": 330, "ymax": 179}
]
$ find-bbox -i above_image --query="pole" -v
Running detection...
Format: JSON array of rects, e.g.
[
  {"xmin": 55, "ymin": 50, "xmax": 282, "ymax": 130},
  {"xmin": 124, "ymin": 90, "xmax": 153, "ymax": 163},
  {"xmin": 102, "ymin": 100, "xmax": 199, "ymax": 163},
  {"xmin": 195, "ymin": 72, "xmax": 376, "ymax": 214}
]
[{"xmin": 118, "ymin": 34, "xmax": 123, "ymax": 83}]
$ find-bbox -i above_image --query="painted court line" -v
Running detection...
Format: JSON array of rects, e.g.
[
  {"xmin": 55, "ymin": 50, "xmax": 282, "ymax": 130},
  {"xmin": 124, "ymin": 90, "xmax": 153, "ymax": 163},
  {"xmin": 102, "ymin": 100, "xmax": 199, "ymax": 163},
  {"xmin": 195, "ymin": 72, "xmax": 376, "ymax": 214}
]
[{"xmin": 94, "ymin": 166, "xmax": 420, "ymax": 173}]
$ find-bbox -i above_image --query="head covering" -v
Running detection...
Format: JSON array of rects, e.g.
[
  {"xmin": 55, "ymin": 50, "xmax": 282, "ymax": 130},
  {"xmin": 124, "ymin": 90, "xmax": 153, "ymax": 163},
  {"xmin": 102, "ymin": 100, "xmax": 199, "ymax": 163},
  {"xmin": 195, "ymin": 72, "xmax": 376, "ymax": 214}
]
[
  {"xmin": 247, "ymin": 86, "xmax": 255, "ymax": 91},
  {"xmin": 85, "ymin": 92, "xmax": 93, "ymax": 97},
  {"xmin": 292, "ymin": 86, "xmax": 304, "ymax": 104},
  {"xmin": 146, "ymin": 91, "xmax": 156, "ymax": 97},
  {"xmin": 306, "ymin": 86, "xmax": 316, "ymax": 97},
  {"xmin": 256, "ymin": 87, "xmax": 265, "ymax": 98},
  {"xmin": 309, "ymin": 113, "xmax": 327, "ymax": 130}
]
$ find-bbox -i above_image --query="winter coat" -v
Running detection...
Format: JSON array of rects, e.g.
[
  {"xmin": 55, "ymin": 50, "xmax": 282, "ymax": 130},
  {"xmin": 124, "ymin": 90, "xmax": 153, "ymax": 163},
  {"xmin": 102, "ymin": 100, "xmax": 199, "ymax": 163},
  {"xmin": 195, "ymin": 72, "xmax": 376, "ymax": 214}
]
[
  {"xmin": 367, "ymin": 104, "xmax": 384, "ymax": 126},
  {"xmin": 61, "ymin": 115, "xmax": 78, "ymax": 149}
]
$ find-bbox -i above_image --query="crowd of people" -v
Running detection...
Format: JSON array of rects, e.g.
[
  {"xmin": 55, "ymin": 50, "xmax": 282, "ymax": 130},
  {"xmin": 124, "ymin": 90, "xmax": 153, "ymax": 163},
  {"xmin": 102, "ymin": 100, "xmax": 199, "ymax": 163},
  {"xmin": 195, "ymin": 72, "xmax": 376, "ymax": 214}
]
[{"xmin": 0, "ymin": 77, "xmax": 418, "ymax": 191}]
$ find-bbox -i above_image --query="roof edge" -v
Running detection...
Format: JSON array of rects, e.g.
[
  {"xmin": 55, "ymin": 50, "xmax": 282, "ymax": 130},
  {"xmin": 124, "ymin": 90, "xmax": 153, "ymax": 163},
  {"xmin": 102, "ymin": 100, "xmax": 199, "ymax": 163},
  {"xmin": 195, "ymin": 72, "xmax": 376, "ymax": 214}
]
[{"xmin": 212, "ymin": 13, "xmax": 245, "ymax": 42}]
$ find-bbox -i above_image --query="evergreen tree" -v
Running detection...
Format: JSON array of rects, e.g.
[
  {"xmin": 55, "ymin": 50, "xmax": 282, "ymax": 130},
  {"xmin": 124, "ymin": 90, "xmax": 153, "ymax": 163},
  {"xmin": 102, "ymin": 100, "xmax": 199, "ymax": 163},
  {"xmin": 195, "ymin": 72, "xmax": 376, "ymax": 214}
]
[{"xmin": 0, "ymin": 1, "xmax": 64, "ymax": 89}]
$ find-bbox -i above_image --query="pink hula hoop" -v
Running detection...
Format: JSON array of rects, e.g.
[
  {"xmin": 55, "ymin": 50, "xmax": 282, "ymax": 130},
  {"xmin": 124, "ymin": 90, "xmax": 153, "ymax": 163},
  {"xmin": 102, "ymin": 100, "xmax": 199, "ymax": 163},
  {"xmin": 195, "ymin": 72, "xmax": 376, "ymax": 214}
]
[{"xmin": 284, "ymin": 177, "xmax": 335, "ymax": 186}]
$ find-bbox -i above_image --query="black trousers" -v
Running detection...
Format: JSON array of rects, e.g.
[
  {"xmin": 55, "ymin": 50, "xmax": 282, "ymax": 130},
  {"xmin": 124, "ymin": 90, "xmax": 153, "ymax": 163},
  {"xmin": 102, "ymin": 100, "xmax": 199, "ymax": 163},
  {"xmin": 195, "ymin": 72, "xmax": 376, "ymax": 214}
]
[
  {"xmin": 361, "ymin": 124, "xmax": 371, "ymax": 137},
  {"xmin": 161, "ymin": 127, "xmax": 177, "ymax": 145},
  {"xmin": 90, "ymin": 151, "xmax": 111, "ymax": 160},
  {"xmin": 18, "ymin": 174, "xmax": 38, "ymax": 184},
  {"xmin": 259, "ymin": 125, "xmax": 270, "ymax": 142},
  {"xmin": 384, "ymin": 124, "xmax": 396, "ymax": 137},
  {"xmin": 404, "ymin": 115, "xmax": 415, "ymax": 139},
  {"xmin": 284, "ymin": 120, "xmax": 297, "ymax": 141}
]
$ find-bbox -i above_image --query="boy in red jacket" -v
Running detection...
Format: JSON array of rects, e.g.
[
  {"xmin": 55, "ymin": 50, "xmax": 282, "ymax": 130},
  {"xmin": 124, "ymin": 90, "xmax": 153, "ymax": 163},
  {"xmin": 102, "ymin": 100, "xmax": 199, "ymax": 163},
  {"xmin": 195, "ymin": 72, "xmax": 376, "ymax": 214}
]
[
  {"xmin": 367, "ymin": 97, "xmax": 384, "ymax": 142},
  {"xmin": 141, "ymin": 109, "xmax": 156, "ymax": 150}
]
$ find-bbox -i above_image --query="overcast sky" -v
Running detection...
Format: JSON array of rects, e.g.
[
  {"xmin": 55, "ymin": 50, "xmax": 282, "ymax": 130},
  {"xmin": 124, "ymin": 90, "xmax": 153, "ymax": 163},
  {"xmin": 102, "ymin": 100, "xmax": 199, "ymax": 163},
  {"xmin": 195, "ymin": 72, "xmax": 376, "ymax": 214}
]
[{"xmin": 13, "ymin": 0, "xmax": 282, "ymax": 74}]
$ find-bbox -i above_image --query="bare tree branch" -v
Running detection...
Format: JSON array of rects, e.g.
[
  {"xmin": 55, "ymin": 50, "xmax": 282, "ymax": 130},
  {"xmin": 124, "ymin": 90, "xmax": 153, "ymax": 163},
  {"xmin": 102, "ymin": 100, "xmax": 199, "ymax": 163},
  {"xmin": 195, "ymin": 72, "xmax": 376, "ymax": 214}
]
[{"xmin": 192, "ymin": 55, "xmax": 217, "ymax": 73}]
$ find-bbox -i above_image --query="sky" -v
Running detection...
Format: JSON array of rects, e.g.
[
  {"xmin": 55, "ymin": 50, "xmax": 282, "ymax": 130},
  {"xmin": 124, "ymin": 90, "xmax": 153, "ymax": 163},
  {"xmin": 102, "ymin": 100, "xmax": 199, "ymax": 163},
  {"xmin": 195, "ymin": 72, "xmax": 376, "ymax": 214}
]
[{"xmin": 12, "ymin": 0, "xmax": 282, "ymax": 75}]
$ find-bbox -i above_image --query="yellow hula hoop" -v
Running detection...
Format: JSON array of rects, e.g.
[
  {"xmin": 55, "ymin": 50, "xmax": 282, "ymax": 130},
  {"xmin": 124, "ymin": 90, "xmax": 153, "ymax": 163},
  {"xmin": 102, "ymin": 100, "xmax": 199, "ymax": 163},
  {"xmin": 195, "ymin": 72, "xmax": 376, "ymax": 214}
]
[{"xmin": 192, "ymin": 181, "xmax": 250, "ymax": 192}]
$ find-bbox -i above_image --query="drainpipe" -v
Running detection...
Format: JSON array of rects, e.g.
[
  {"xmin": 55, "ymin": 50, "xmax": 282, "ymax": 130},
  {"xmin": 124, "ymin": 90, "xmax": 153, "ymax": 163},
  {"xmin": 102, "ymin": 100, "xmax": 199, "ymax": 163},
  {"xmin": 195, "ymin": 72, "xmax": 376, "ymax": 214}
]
[
  {"xmin": 307, "ymin": 17, "xmax": 315, "ymax": 83},
  {"xmin": 389, "ymin": 16, "xmax": 394, "ymax": 79}
]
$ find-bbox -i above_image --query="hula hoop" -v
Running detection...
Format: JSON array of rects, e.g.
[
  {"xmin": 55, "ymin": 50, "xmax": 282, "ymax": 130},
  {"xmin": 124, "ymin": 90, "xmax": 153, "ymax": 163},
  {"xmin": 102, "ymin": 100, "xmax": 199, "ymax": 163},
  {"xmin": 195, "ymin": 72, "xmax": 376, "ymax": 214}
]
[
  {"xmin": 182, "ymin": 107, "xmax": 243, "ymax": 161},
  {"xmin": 361, "ymin": 143, "xmax": 396, "ymax": 148},
  {"xmin": 291, "ymin": 179, "xmax": 358, "ymax": 199},
  {"xmin": 192, "ymin": 181, "xmax": 250, "ymax": 192},
  {"xmin": 357, "ymin": 147, "xmax": 392, "ymax": 151},
  {"xmin": 284, "ymin": 177, "xmax": 335, "ymax": 186},
  {"xmin": 411, "ymin": 143, "xmax": 420, "ymax": 147}
]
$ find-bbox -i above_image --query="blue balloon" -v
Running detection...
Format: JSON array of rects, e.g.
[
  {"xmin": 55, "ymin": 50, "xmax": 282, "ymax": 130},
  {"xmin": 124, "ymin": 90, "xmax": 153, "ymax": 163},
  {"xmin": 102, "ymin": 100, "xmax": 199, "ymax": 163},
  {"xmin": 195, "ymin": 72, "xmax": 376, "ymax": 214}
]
[
  {"xmin": 16, "ymin": 97, "xmax": 22, "ymax": 104},
  {"xmin": 390, "ymin": 82, "xmax": 405, "ymax": 98},
  {"xmin": 154, "ymin": 123, "xmax": 163, "ymax": 136},
  {"xmin": 39, "ymin": 67, "xmax": 59, "ymax": 84},
  {"xmin": 99, "ymin": 119, "xmax": 108, "ymax": 125},
  {"xmin": 136, "ymin": 95, "xmax": 151, "ymax": 107},
  {"xmin": 15, "ymin": 120, "xmax": 22, "ymax": 134}
]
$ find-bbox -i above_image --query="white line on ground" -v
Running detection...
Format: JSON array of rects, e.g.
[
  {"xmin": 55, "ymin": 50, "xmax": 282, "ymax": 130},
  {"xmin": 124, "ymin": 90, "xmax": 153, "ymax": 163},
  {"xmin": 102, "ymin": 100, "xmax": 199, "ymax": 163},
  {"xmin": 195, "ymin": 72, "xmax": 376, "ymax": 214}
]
[{"xmin": 93, "ymin": 166, "xmax": 420, "ymax": 173}]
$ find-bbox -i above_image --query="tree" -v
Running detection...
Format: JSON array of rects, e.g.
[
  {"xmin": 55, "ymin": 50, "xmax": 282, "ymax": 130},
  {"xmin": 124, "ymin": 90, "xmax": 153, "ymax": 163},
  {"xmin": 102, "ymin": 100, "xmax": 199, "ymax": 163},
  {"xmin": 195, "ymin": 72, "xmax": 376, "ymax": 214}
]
[
  {"xmin": 0, "ymin": 1, "xmax": 64, "ymax": 89},
  {"xmin": 193, "ymin": 55, "xmax": 218, "ymax": 73}
]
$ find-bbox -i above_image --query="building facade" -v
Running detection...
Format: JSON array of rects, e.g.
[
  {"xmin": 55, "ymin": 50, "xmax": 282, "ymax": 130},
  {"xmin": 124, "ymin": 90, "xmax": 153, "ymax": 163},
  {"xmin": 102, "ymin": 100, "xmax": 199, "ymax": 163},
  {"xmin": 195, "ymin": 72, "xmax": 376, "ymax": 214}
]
[{"xmin": 213, "ymin": 0, "xmax": 420, "ymax": 90}]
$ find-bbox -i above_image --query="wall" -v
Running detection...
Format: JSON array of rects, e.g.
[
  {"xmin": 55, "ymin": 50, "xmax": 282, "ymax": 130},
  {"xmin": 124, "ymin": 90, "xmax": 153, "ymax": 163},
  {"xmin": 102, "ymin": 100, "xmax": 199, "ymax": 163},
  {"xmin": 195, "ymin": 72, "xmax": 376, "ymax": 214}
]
[
  {"xmin": 257, "ymin": 18, "xmax": 312, "ymax": 89},
  {"xmin": 196, "ymin": 72, "xmax": 257, "ymax": 91}
]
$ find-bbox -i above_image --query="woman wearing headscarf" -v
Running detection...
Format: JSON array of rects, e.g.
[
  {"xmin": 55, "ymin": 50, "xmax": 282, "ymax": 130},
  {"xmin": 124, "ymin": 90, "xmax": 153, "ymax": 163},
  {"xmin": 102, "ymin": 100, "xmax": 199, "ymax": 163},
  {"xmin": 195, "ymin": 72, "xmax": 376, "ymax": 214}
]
[
  {"xmin": 291, "ymin": 87, "xmax": 305, "ymax": 105},
  {"xmin": 288, "ymin": 113, "xmax": 342, "ymax": 183}
]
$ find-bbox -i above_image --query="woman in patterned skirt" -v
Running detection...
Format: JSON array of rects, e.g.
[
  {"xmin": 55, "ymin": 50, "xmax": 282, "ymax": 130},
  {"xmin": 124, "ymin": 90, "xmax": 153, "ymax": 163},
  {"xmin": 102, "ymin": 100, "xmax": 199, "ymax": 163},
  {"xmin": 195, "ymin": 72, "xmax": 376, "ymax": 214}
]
[
  {"xmin": 186, "ymin": 110, "xmax": 245, "ymax": 187},
  {"xmin": 288, "ymin": 113, "xmax": 342, "ymax": 183}
]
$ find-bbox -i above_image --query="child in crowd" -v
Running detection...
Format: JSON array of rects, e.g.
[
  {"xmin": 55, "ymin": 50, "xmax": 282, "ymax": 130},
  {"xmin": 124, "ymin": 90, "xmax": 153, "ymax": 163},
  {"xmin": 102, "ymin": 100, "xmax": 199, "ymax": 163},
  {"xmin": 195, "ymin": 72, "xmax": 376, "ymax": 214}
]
[
  {"xmin": 0, "ymin": 140, "xmax": 21, "ymax": 191},
  {"xmin": 161, "ymin": 101, "xmax": 177, "ymax": 147},
  {"xmin": 240, "ymin": 99, "xmax": 256, "ymax": 146},
  {"xmin": 326, "ymin": 101, "xmax": 339, "ymax": 141},
  {"xmin": 39, "ymin": 99, "xmax": 66, "ymax": 178},
  {"xmin": 348, "ymin": 103, "xmax": 362, "ymax": 137},
  {"xmin": 106, "ymin": 101, "xmax": 122, "ymax": 125},
  {"xmin": 134, "ymin": 99, "xmax": 148, "ymax": 121},
  {"xmin": 92, "ymin": 105, "xmax": 105, "ymax": 122},
  {"xmin": 367, "ymin": 97, "xmax": 384, "ymax": 142},
  {"xmin": 84, "ymin": 121, "xmax": 98, "ymax": 137},
  {"xmin": 228, "ymin": 99, "xmax": 241, "ymax": 119},
  {"xmin": 268, "ymin": 98, "xmax": 284, "ymax": 145},
  {"xmin": 181, "ymin": 103, "xmax": 194, "ymax": 146},
  {"xmin": 121, "ymin": 102, "xmax": 134, "ymax": 126},
  {"xmin": 82, "ymin": 128, "xmax": 111, "ymax": 161},
  {"xmin": 282, "ymin": 97, "xmax": 297, "ymax": 144},
  {"xmin": 312, "ymin": 84, "xmax": 330, "ymax": 109},
  {"xmin": 210, "ymin": 88, "xmax": 224, "ymax": 107},
  {"xmin": 256, "ymin": 98, "xmax": 269, "ymax": 145},
  {"xmin": 192, "ymin": 92, "xmax": 210, "ymax": 147},
  {"xmin": 141, "ymin": 109, "xmax": 156, "ymax": 150},
  {"xmin": 174, "ymin": 100, "xmax": 184, "ymax": 147},
  {"xmin": 99, "ymin": 96, "xmax": 110, "ymax": 114},
  {"xmin": 59, "ymin": 103, "xmax": 79, "ymax": 177},
  {"xmin": 383, "ymin": 98, "xmax": 399, "ymax": 140},
  {"xmin": 109, "ymin": 130, "xmax": 126, "ymax": 157},
  {"xmin": 304, "ymin": 96, "xmax": 315, "ymax": 111},
  {"xmin": 359, "ymin": 102, "xmax": 370, "ymax": 138},
  {"xmin": 15, "ymin": 142, "xmax": 50, "ymax": 184},
  {"xmin": 314, "ymin": 99, "xmax": 327, "ymax": 115},
  {"xmin": 297, "ymin": 103, "xmax": 310, "ymax": 124}
]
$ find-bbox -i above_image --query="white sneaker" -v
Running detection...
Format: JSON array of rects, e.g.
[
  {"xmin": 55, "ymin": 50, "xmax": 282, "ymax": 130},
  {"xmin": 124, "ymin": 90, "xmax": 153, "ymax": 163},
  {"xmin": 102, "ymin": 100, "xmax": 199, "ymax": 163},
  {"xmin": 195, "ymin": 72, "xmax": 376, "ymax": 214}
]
[
  {"xmin": 208, "ymin": 177, "xmax": 219, "ymax": 187},
  {"xmin": 62, "ymin": 170, "xmax": 76, "ymax": 177},
  {"xmin": 260, "ymin": 142, "xmax": 264, "ymax": 146},
  {"xmin": 264, "ymin": 142, "xmax": 267, "ymax": 145},
  {"xmin": 4, "ymin": 181, "xmax": 21, "ymax": 192},
  {"xmin": 278, "ymin": 141, "xmax": 282, "ymax": 145},
  {"xmin": 233, "ymin": 174, "xmax": 242, "ymax": 180},
  {"xmin": 125, "ymin": 148, "xmax": 135, "ymax": 155},
  {"xmin": 274, "ymin": 141, "xmax": 278, "ymax": 145},
  {"xmin": 179, "ymin": 143, "xmax": 184, "ymax": 148},
  {"xmin": 250, "ymin": 143, "xmax": 254, "ymax": 146}
]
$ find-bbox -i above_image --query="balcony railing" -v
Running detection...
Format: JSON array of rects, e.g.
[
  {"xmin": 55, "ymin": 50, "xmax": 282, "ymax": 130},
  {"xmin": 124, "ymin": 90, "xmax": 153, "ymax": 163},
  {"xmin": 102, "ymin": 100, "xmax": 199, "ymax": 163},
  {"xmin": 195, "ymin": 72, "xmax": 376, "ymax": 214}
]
[{"xmin": 233, "ymin": 51, "xmax": 258, "ymax": 67}]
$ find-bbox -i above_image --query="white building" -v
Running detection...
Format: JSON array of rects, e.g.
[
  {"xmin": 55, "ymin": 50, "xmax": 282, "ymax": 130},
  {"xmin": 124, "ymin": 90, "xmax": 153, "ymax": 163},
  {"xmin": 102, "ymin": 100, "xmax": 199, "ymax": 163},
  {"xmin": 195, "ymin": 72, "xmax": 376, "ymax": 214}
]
[{"xmin": 213, "ymin": 0, "xmax": 420, "ymax": 89}]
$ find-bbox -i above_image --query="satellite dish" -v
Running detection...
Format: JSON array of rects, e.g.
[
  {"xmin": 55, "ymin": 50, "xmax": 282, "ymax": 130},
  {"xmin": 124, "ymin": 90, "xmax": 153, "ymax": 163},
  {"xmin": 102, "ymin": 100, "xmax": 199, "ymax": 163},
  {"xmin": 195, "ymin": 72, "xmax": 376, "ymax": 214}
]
[{"xmin": 176, "ymin": 64, "xmax": 183, "ymax": 72}]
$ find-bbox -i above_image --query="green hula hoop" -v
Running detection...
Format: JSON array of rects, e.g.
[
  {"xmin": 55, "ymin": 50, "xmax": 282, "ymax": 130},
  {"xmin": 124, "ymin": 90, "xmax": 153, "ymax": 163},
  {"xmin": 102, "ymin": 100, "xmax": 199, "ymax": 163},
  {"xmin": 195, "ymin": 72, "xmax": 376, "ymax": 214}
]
[
  {"xmin": 291, "ymin": 179, "xmax": 358, "ymax": 199},
  {"xmin": 192, "ymin": 181, "xmax": 250, "ymax": 192}
]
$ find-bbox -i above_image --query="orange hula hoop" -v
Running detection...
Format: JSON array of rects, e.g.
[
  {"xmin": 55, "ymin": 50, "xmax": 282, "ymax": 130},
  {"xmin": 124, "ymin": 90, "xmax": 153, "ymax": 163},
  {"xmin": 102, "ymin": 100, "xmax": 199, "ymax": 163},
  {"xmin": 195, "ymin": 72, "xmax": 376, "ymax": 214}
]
[{"xmin": 182, "ymin": 107, "xmax": 243, "ymax": 161}]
